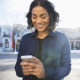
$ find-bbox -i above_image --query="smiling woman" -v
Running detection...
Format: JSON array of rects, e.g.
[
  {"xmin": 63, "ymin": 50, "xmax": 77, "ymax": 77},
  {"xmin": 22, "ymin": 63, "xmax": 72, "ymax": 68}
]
[{"xmin": 15, "ymin": 0, "xmax": 71, "ymax": 80}]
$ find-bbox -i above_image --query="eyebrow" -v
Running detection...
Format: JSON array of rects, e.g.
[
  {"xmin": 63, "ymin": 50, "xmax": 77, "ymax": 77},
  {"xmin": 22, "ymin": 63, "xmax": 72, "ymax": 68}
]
[
  {"xmin": 32, "ymin": 14, "xmax": 36, "ymax": 16},
  {"xmin": 32, "ymin": 13, "xmax": 48, "ymax": 16}
]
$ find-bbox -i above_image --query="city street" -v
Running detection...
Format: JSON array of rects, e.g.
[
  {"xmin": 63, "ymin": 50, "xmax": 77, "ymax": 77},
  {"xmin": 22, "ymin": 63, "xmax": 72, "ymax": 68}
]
[{"xmin": 0, "ymin": 52, "xmax": 80, "ymax": 80}]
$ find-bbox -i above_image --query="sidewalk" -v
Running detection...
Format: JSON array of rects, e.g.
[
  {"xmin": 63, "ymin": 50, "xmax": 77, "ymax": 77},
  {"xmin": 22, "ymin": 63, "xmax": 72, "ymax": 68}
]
[
  {"xmin": 0, "ymin": 66, "xmax": 80, "ymax": 80},
  {"xmin": 0, "ymin": 52, "xmax": 80, "ymax": 80},
  {"xmin": 0, "ymin": 51, "xmax": 18, "ymax": 54},
  {"xmin": 0, "ymin": 69, "xmax": 22, "ymax": 80}
]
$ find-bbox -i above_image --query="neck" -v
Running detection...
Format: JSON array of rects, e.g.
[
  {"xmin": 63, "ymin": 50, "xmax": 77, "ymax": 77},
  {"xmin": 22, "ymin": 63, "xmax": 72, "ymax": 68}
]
[{"xmin": 37, "ymin": 30, "xmax": 49, "ymax": 39}]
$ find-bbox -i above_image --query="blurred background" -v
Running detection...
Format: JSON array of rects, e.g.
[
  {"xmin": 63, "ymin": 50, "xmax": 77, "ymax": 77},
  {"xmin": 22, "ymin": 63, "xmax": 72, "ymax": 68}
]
[{"xmin": 0, "ymin": 0, "xmax": 80, "ymax": 80}]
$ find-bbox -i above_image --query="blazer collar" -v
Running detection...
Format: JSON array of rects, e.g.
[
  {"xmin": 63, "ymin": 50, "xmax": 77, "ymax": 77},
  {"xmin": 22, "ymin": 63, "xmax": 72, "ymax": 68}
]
[{"xmin": 30, "ymin": 29, "xmax": 56, "ymax": 38}]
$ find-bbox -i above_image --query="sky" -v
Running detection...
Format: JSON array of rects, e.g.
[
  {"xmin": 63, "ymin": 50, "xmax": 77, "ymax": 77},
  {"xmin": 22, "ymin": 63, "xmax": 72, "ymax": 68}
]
[{"xmin": 0, "ymin": 0, "xmax": 80, "ymax": 29}]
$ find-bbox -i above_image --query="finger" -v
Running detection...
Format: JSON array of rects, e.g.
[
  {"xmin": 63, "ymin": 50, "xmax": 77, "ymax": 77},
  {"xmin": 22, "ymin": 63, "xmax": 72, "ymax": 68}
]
[
  {"xmin": 32, "ymin": 72, "xmax": 39, "ymax": 78},
  {"xmin": 20, "ymin": 62, "xmax": 35, "ymax": 67},
  {"xmin": 22, "ymin": 66, "xmax": 36, "ymax": 72},
  {"xmin": 31, "ymin": 71, "xmax": 36, "ymax": 75},
  {"xmin": 22, "ymin": 68, "xmax": 34, "ymax": 73},
  {"xmin": 23, "ymin": 72, "xmax": 32, "ymax": 76},
  {"xmin": 32, "ymin": 56, "xmax": 41, "ymax": 64},
  {"xmin": 26, "ymin": 62, "xmax": 36, "ymax": 68},
  {"xmin": 20, "ymin": 62, "xmax": 28, "ymax": 66},
  {"xmin": 22, "ymin": 66, "xmax": 32, "ymax": 69}
]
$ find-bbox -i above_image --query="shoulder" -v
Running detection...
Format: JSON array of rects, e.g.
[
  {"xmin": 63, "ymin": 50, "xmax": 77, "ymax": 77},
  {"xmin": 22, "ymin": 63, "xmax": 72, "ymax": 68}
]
[
  {"xmin": 55, "ymin": 31, "xmax": 68, "ymax": 40},
  {"xmin": 55, "ymin": 31, "xmax": 70, "ymax": 44},
  {"xmin": 23, "ymin": 32, "xmax": 33, "ymax": 38},
  {"xmin": 21, "ymin": 32, "xmax": 34, "ymax": 42},
  {"xmin": 55, "ymin": 31, "xmax": 70, "ymax": 48}
]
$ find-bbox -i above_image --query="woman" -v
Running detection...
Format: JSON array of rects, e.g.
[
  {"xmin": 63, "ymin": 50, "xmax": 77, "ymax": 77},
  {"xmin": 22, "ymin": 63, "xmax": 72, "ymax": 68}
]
[{"xmin": 15, "ymin": 0, "xmax": 71, "ymax": 80}]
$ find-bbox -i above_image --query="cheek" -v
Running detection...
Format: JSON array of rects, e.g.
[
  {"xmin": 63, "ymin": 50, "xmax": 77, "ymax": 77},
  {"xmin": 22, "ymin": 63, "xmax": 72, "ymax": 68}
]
[
  {"xmin": 32, "ymin": 19, "xmax": 36, "ymax": 25},
  {"xmin": 44, "ymin": 19, "xmax": 50, "ymax": 25},
  {"xmin": 31, "ymin": 18, "xmax": 49, "ymax": 25}
]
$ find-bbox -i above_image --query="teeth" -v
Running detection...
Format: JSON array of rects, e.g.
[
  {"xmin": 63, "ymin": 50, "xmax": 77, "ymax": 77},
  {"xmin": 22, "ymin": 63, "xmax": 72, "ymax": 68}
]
[{"xmin": 37, "ymin": 24, "xmax": 43, "ymax": 28}]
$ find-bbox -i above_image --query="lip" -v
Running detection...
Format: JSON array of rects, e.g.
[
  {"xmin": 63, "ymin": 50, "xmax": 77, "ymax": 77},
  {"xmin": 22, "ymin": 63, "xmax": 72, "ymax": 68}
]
[{"xmin": 37, "ymin": 24, "xmax": 44, "ymax": 28}]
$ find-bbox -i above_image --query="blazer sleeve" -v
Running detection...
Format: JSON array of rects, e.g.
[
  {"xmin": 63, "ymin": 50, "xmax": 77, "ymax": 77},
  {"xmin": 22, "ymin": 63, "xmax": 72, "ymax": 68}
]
[
  {"xmin": 14, "ymin": 38, "xmax": 24, "ymax": 77},
  {"xmin": 14, "ymin": 35, "xmax": 37, "ymax": 80},
  {"xmin": 41, "ymin": 36, "xmax": 71, "ymax": 80},
  {"xmin": 54, "ymin": 37, "xmax": 71, "ymax": 80}
]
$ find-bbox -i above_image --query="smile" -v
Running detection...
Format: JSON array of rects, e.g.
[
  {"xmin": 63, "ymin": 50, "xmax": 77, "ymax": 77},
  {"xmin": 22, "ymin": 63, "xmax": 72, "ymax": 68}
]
[{"xmin": 37, "ymin": 24, "xmax": 44, "ymax": 28}]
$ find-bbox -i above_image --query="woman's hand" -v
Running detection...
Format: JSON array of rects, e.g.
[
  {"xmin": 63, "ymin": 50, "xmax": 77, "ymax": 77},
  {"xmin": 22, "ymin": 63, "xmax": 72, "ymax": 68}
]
[{"xmin": 20, "ymin": 56, "xmax": 46, "ymax": 78}]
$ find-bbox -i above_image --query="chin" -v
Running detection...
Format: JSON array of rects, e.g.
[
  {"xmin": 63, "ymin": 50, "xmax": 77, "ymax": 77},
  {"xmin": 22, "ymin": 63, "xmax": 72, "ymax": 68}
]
[
  {"xmin": 37, "ymin": 28, "xmax": 44, "ymax": 32},
  {"xmin": 37, "ymin": 30, "xmax": 44, "ymax": 32}
]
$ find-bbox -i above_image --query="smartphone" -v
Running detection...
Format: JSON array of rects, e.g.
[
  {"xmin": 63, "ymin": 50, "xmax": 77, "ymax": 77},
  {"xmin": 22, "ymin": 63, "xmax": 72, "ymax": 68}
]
[{"xmin": 21, "ymin": 55, "xmax": 35, "ymax": 63}]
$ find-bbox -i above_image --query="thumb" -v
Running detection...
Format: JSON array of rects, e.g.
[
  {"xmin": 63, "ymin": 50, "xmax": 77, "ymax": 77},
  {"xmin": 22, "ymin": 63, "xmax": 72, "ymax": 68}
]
[{"xmin": 32, "ymin": 56, "xmax": 41, "ymax": 64}]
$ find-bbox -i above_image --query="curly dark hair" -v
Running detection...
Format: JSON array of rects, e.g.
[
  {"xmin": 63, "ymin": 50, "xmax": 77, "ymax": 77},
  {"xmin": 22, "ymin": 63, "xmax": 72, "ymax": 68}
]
[{"xmin": 26, "ymin": 0, "xmax": 59, "ymax": 30}]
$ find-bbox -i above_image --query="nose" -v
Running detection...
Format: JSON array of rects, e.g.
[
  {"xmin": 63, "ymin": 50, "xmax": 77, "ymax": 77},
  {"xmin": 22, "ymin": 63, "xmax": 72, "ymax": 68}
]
[{"xmin": 36, "ymin": 18, "xmax": 42, "ymax": 24}]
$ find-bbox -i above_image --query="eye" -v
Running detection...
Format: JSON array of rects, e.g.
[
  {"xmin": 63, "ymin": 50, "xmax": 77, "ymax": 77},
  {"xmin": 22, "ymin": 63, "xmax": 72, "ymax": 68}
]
[
  {"xmin": 41, "ymin": 15, "xmax": 46, "ymax": 19},
  {"xmin": 32, "ymin": 15, "xmax": 36, "ymax": 19},
  {"xmin": 32, "ymin": 16, "xmax": 36, "ymax": 19}
]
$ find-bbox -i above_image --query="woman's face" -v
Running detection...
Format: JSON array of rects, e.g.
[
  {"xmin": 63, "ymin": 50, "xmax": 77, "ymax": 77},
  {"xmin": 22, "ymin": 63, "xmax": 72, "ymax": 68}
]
[{"xmin": 31, "ymin": 6, "xmax": 50, "ymax": 32}]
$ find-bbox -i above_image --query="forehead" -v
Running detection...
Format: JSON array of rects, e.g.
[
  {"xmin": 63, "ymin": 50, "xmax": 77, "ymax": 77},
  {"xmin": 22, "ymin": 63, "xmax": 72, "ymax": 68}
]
[{"xmin": 32, "ymin": 6, "xmax": 48, "ymax": 14}]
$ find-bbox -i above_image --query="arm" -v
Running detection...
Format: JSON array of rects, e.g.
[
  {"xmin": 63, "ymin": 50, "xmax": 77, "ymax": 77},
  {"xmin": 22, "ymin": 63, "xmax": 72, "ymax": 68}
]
[
  {"xmin": 54, "ymin": 37, "xmax": 71, "ymax": 80},
  {"xmin": 15, "ymin": 37, "xmax": 45, "ymax": 79},
  {"xmin": 43, "ymin": 37, "xmax": 71, "ymax": 80},
  {"xmin": 14, "ymin": 39, "xmax": 24, "ymax": 77}
]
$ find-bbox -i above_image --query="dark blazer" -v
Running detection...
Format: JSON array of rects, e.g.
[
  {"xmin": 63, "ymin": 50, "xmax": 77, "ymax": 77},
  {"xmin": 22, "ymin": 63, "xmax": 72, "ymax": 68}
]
[{"xmin": 15, "ymin": 31, "xmax": 71, "ymax": 80}]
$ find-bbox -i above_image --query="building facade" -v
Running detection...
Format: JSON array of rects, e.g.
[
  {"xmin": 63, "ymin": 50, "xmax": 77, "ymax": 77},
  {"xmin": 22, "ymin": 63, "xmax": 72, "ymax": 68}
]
[
  {"xmin": 0, "ymin": 25, "xmax": 14, "ymax": 52},
  {"xmin": 0, "ymin": 25, "xmax": 80, "ymax": 54}
]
